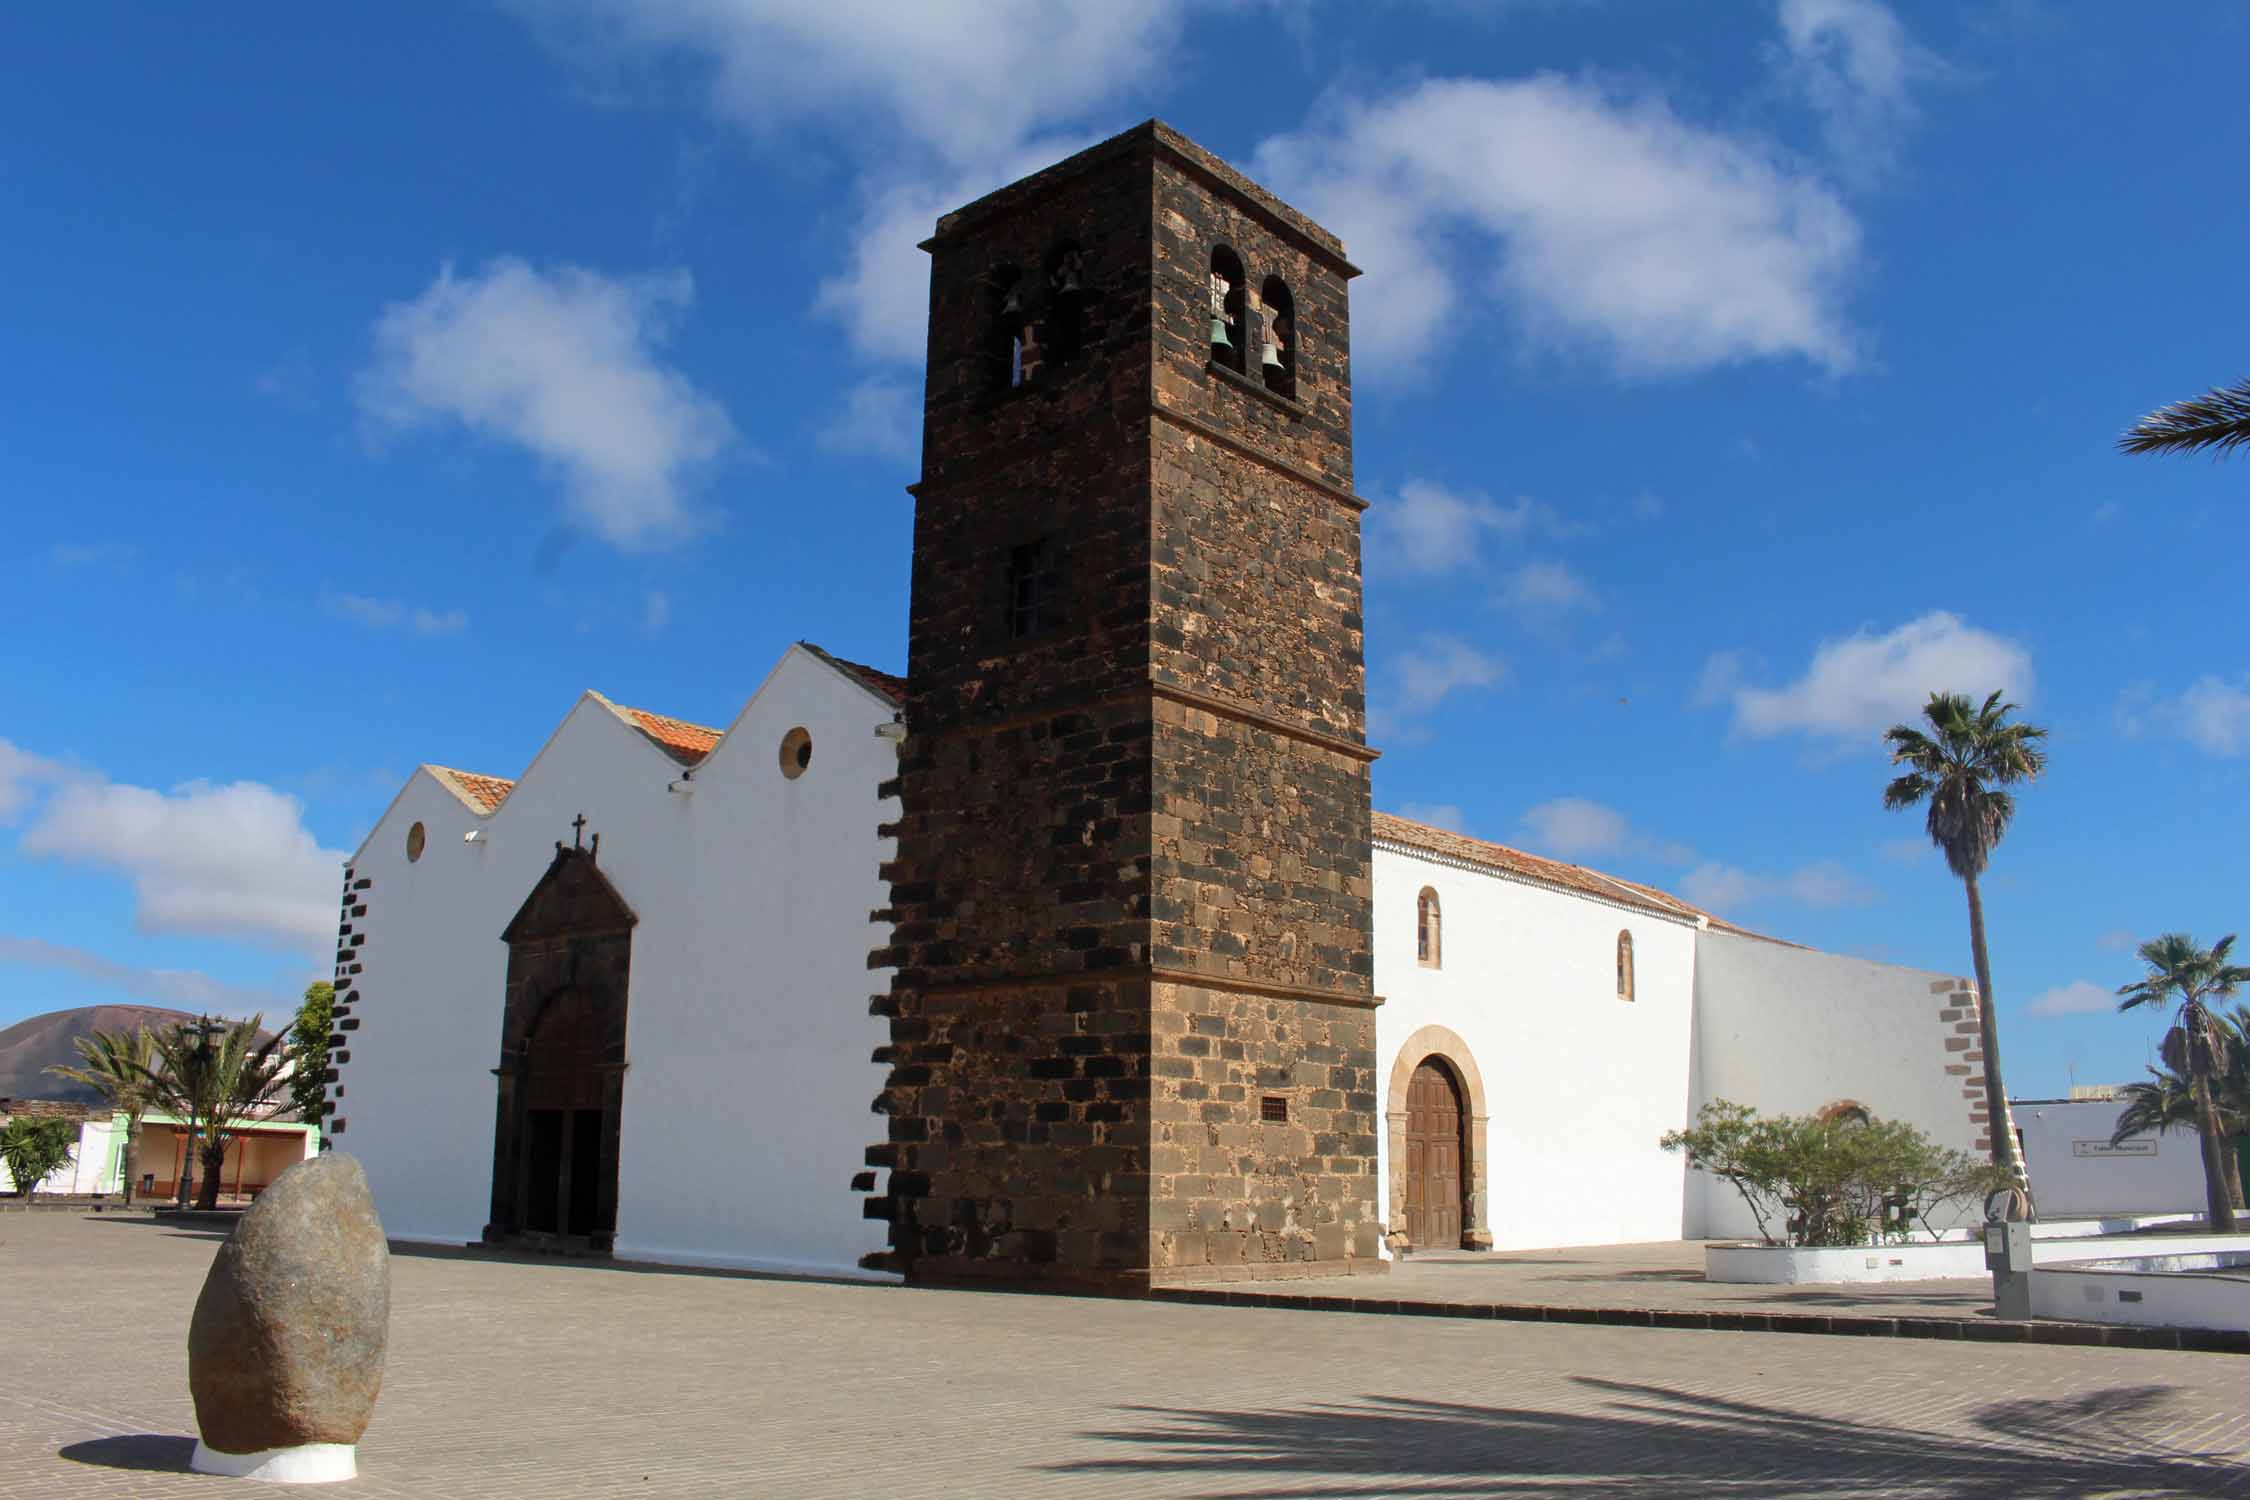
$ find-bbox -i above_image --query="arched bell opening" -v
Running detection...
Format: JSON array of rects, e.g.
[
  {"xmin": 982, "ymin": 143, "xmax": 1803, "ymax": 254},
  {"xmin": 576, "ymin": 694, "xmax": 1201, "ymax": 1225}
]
[
  {"xmin": 1259, "ymin": 275, "xmax": 1297, "ymax": 399},
  {"xmin": 1208, "ymin": 246, "xmax": 1247, "ymax": 374}
]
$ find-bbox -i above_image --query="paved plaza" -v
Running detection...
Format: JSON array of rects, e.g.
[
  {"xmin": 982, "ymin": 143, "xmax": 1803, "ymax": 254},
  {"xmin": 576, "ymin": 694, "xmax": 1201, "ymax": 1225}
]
[
  {"xmin": 6, "ymin": 1213, "xmax": 2248, "ymax": 1499},
  {"xmin": 1175, "ymin": 1242, "xmax": 2000, "ymax": 1322}
]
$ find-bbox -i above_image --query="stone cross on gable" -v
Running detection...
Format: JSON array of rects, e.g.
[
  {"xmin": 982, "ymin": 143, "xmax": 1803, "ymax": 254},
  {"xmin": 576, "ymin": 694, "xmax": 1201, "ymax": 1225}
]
[{"xmin": 570, "ymin": 813, "xmax": 587, "ymax": 849}]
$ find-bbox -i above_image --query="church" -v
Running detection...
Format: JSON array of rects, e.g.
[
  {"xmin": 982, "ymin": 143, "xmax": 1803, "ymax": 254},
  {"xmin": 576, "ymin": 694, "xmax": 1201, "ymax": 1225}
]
[{"xmin": 327, "ymin": 124, "xmax": 1996, "ymax": 1287}]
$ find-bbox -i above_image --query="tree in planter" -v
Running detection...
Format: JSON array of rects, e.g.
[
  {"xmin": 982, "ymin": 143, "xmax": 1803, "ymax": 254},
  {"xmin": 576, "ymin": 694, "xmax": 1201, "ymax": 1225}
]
[
  {"xmin": 1882, "ymin": 691, "xmax": 2046, "ymax": 1198},
  {"xmin": 289, "ymin": 981, "xmax": 334, "ymax": 1130},
  {"xmin": 2116, "ymin": 936, "xmax": 2250, "ymax": 1230},
  {"xmin": 1662, "ymin": 1100, "xmax": 2009, "ymax": 1248},
  {"xmin": 142, "ymin": 1016, "xmax": 292, "ymax": 1210},
  {"xmin": 1, "ymin": 1116, "xmax": 80, "ymax": 1197},
  {"xmin": 45, "ymin": 1025, "xmax": 159, "ymax": 1205}
]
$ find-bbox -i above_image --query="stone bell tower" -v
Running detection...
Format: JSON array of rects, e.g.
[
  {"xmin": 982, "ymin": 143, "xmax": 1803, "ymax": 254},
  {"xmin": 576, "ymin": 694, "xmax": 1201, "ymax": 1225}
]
[{"xmin": 865, "ymin": 121, "xmax": 1382, "ymax": 1286}]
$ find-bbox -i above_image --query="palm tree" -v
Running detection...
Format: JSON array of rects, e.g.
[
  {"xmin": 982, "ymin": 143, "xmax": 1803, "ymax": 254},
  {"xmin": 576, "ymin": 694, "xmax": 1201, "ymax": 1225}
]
[
  {"xmin": 141, "ymin": 1016, "xmax": 291, "ymax": 1210},
  {"xmin": 44, "ymin": 1026, "xmax": 159, "ymax": 1206},
  {"xmin": 2120, "ymin": 377, "xmax": 2250, "ymax": 457},
  {"xmin": 2111, "ymin": 1005, "xmax": 2248, "ymax": 1154},
  {"xmin": 2117, "ymin": 936, "xmax": 2250, "ymax": 1230},
  {"xmin": 1883, "ymin": 691, "xmax": 2047, "ymax": 1196}
]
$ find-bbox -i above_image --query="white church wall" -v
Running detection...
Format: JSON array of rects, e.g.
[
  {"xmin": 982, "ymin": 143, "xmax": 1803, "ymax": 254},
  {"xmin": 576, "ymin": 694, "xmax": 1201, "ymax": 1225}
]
[
  {"xmin": 607, "ymin": 648, "xmax": 897, "ymax": 1279},
  {"xmin": 342, "ymin": 647, "xmax": 895, "ymax": 1279},
  {"xmin": 1687, "ymin": 930, "xmax": 1980, "ymax": 1240},
  {"xmin": 1372, "ymin": 845, "xmax": 1699, "ymax": 1252}
]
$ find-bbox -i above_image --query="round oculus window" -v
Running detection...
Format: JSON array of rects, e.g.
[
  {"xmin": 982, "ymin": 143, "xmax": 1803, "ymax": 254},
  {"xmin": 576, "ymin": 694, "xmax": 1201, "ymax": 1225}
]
[
  {"xmin": 779, "ymin": 727, "xmax": 813, "ymax": 780},
  {"xmin": 406, "ymin": 821, "xmax": 427, "ymax": 862}
]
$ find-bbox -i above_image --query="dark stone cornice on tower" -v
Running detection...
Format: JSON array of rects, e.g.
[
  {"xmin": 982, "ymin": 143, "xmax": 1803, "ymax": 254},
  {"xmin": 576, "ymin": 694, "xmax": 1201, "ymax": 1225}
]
[{"xmin": 923, "ymin": 120, "xmax": 1361, "ymax": 278}]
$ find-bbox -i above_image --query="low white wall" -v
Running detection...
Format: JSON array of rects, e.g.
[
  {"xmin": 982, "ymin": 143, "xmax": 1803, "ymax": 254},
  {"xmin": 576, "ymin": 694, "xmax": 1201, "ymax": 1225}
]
[
  {"xmin": 2014, "ymin": 1098, "xmax": 2211, "ymax": 1218},
  {"xmin": 1373, "ymin": 842, "xmax": 1698, "ymax": 1252},
  {"xmin": 0, "ymin": 1116, "xmax": 121, "ymax": 1195},
  {"xmin": 1688, "ymin": 932, "xmax": 1981, "ymax": 1241},
  {"xmin": 1708, "ymin": 1241, "xmax": 1988, "ymax": 1284},
  {"xmin": 1708, "ymin": 1231, "xmax": 2250, "ymax": 1285},
  {"xmin": 2032, "ymin": 1264, "xmax": 2249, "ymax": 1331}
]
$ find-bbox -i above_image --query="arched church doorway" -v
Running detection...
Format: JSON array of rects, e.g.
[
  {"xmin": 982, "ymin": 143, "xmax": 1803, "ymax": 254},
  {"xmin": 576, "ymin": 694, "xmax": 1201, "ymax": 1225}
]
[
  {"xmin": 1404, "ymin": 1057, "xmax": 1465, "ymax": 1251},
  {"xmin": 486, "ymin": 838, "xmax": 635, "ymax": 1254}
]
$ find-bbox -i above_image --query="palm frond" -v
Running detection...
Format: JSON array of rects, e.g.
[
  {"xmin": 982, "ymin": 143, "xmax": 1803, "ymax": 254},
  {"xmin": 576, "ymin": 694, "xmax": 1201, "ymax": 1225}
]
[{"xmin": 2120, "ymin": 377, "xmax": 2250, "ymax": 457}]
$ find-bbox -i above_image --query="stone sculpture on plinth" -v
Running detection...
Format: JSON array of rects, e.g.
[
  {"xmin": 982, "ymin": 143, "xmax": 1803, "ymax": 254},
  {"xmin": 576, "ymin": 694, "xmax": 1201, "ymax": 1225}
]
[{"xmin": 187, "ymin": 1153, "xmax": 390, "ymax": 1483}]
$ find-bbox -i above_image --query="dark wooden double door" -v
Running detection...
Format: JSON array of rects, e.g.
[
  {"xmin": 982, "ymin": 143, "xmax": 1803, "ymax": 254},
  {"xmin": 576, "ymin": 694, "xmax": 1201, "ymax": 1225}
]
[
  {"xmin": 1404, "ymin": 1059, "xmax": 1465, "ymax": 1250},
  {"xmin": 517, "ymin": 990, "xmax": 606, "ymax": 1242}
]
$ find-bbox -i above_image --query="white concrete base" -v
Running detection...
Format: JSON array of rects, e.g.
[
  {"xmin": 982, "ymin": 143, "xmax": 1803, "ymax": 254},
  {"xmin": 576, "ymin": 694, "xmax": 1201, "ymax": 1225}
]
[
  {"xmin": 1706, "ymin": 1231, "xmax": 2250, "ymax": 1285},
  {"xmin": 1707, "ymin": 1242, "xmax": 1986, "ymax": 1284},
  {"xmin": 190, "ymin": 1440, "xmax": 357, "ymax": 1483}
]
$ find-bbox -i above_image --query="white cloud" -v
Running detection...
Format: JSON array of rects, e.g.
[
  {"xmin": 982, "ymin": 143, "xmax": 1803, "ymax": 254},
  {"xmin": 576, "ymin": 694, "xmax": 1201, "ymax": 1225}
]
[
  {"xmin": 1774, "ymin": 0, "xmax": 1943, "ymax": 184},
  {"xmin": 1517, "ymin": 796, "xmax": 1695, "ymax": 865},
  {"xmin": 1878, "ymin": 835, "xmax": 1932, "ymax": 864},
  {"xmin": 0, "ymin": 738, "xmax": 61, "ymax": 822},
  {"xmin": 1369, "ymin": 480, "xmax": 1541, "ymax": 578},
  {"xmin": 817, "ymin": 376, "xmax": 921, "ymax": 463},
  {"xmin": 2097, "ymin": 928, "xmax": 2139, "ymax": 953},
  {"xmin": 20, "ymin": 772, "xmax": 346, "ymax": 957},
  {"xmin": 514, "ymin": 2, "xmax": 1179, "ymax": 363},
  {"xmin": 1714, "ymin": 611, "xmax": 2033, "ymax": 744},
  {"xmin": 518, "ymin": 0, "xmax": 1190, "ymax": 171},
  {"xmin": 642, "ymin": 590, "xmax": 671, "ymax": 637},
  {"xmin": 322, "ymin": 590, "xmax": 468, "ymax": 637},
  {"xmin": 0, "ymin": 936, "xmax": 284, "ymax": 1021},
  {"xmin": 1395, "ymin": 801, "xmax": 1468, "ymax": 834},
  {"xmin": 2163, "ymin": 675, "xmax": 2250, "ymax": 756},
  {"xmin": 2025, "ymin": 979, "xmax": 2114, "ymax": 1019},
  {"xmin": 1254, "ymin": 72, "xmax": 1862, "ymax": 378},
  {"xmin": 1501, "ymin": 560, "xmax": 1598, "ymax": 614},
  {"xmin": 1681, "ymin": 859, "xmax": 1875, "ymax": 913},
  {"xmin": 361, "ymin": 259, "xmax": 734, "ymax": 549},
  {"xmin": 1388, "ymin": 635, "xmax": 1507, "ymax": 720}
]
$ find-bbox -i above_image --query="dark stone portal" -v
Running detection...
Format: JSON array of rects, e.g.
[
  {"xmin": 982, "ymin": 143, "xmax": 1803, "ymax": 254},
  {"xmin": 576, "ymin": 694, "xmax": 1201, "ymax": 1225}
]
[{"xmin": 485, "ymin": 844, "xmax": 635, "ymax": 1254}]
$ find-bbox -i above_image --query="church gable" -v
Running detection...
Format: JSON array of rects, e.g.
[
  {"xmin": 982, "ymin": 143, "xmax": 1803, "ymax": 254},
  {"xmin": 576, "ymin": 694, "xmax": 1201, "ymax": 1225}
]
[{"xmin": 500, "ymin": 844, "xmax": 638, "ymax": 945}]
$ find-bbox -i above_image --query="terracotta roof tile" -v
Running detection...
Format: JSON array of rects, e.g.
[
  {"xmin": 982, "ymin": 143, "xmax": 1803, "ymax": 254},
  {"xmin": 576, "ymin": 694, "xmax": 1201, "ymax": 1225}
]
[
  {"xmin": 615, "ymin": 705, "xmax": 724, "ymax": 766},
  {"xmin": 426, "ymin": 765, "xmax": 516, "ymax": 814},
  {"xmin": 798, "ymin": 641, "xmax": 908, "ymax": 706},
  {"xmin": 1371, "ymin": 811, "xmax": 1770, "ymax": 937}
]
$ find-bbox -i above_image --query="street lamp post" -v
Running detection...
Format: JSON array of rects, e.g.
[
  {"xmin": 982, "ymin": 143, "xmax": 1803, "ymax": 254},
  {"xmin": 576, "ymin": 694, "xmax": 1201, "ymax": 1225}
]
[{"xmin": 177, "ymin": 1015, "xmax": 222, "ymax": 1209}]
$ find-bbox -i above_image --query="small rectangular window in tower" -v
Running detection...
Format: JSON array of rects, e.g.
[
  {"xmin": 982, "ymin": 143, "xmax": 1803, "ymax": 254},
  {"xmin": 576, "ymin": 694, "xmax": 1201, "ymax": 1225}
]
[
  {"xmin": 1261, "ymin": 1095, "xmax": 1289, "ymax": 1124},
  {"xmin": 1008, "ymin": 538, "xmax": 1057, "ymax": 638}
]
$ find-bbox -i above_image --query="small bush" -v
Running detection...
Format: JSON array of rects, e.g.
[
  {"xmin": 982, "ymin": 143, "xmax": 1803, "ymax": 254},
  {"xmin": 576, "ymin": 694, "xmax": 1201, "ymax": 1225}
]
[
  {"xmin": 1, "ymin": 1116, "xmax": 80, "ymax": 1197},
  {"xmin": 1661, "ymin": 1099, "xmax": 2008, "ymax": 1247}
]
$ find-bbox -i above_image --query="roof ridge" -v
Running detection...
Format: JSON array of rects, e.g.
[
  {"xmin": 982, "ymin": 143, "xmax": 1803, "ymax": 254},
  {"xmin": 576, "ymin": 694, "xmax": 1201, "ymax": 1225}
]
[{"xmin": 1372, "ymin": 810, "xmax": 1765, "ymax": 933}]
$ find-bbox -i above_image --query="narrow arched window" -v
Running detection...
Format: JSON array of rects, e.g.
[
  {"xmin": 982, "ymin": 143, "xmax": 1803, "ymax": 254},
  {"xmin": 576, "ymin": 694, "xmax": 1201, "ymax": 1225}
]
[
  {"xmin": 1209, "ymin": 247, "xmax": 1246, "ymax": 374},
  {"xmin": 1259, "ymin": 275, "xmax": 1296, "ymax": 398},
  {"xmin": 1616, "ymin": 930, "xmax": 1635, "ymax": 1001},
  {"xmin": 1045, "ymin": 243, "xmax": 1087, "ymax": 369},
  {"xmin": 992, "ymin": 266, "xmax": 1027, "ymax": 390},
  {"xmin": 1417, "ymin": 887, "xmax": 1442, "ymax": 969}
]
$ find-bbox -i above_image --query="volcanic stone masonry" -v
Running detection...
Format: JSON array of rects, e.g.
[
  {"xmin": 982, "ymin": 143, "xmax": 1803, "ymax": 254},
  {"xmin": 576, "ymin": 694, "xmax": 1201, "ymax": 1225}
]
[{"xmin": 865, "ymin": 121, "xmax": 1384, "ymax": 1287}]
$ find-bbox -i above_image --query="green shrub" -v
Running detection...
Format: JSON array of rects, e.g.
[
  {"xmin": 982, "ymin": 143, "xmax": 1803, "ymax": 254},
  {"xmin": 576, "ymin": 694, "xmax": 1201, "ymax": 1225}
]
[
  {"xmin": 1, "ymin": 1116, "xmax": 80, "ymax": 1197},
  {"xmin": 1661, "ymin": 1099, "xmax": 2009, "ymax": 1247}
]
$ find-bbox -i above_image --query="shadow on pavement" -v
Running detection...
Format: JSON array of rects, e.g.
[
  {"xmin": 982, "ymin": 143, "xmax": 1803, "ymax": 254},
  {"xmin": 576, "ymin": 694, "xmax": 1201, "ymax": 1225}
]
[
  {"xmin": 58, "ymin": 1434, "xmax": 196, "ymax": 1473},
  {"xmin": 77, "ymin": 1215, "xmax": 229, "ymax": 1242},
  {"xmin": 382, "ymin": 1238, "xmax": 892, "ymax": 1291},
  {"xmin": 1052, "ymin": 1380, "xmax": 2250, "ymax": 1498}
]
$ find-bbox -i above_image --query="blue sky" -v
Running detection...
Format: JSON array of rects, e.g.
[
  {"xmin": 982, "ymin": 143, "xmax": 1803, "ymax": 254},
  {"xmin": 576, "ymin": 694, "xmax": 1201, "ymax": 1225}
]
[{"xmin": 4, "ymin": 2, "xmax": 2244, "ymax": 1099}]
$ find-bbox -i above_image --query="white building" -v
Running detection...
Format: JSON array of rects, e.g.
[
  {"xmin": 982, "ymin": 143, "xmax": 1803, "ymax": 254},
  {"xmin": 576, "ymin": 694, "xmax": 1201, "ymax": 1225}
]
[{"xmin": 332, "ymin": 641, "xmax": 1998, "ymax": 1277}]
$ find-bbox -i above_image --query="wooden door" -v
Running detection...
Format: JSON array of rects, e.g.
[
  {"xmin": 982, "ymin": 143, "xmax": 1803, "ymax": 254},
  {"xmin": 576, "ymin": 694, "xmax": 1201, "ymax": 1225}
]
[{"xmin": 1405, "ymin": 1060, "xmax": 1463, "ymax": 1249}]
